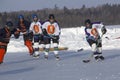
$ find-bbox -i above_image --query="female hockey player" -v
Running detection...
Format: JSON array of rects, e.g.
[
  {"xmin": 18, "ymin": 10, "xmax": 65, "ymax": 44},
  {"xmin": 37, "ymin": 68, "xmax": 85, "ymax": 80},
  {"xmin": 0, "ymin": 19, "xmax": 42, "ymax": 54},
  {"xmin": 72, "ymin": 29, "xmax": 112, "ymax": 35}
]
[
  {"xmin": 29, "ymin": 14, "xmax": 43, "ymax": 57},
  {"xmin": 84, "ymin": 19, "xmax": 107, "ymax": 61},
  {"xmin": 0, "ymin": 21, "xmax": 19, "ymax": 64},
  {"xmin": 42, "ymin": 14, "xmax": 60, "ymax": 60}
]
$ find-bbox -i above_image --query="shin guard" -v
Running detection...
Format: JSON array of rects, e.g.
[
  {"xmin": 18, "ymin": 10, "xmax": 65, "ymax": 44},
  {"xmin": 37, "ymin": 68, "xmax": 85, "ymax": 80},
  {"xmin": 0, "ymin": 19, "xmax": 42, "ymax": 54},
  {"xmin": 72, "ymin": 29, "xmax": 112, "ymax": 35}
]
[
  {"xmin": 0, "ymin": 48, "xmax": 6, "ymax": 63},
  {"xmin": 25, "ymin": 40, "xmax": 34, "ymax": 55}
]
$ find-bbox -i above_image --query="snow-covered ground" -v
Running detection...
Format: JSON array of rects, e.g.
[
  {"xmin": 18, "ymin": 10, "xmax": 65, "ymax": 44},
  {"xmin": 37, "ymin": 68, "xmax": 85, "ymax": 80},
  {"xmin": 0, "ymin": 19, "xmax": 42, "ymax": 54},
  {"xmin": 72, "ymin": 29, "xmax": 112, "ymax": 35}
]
[
  {"xmin": 8, "ymin": 25, "xmax": 120, "ymax": 52},
  {"xmin": 0, "ymin": 25, "xmax": 120, "ymax": 80}
]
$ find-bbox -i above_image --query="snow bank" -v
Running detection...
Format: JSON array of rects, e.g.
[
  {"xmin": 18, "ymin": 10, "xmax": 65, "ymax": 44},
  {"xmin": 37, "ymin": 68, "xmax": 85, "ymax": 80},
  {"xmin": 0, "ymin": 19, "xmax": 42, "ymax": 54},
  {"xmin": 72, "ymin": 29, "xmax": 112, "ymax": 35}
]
[{"xmin": 7, "ymin": 25, "xmax": 120, "ymax": 52}]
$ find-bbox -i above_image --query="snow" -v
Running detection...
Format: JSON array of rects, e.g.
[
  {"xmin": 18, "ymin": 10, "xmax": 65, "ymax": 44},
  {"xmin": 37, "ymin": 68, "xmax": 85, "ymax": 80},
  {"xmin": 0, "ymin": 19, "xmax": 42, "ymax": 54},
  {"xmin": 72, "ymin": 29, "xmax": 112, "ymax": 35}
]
[
  {"xmin": 0, "ymin": 25, "xmax": 120, "ymax": 80},
  {"xmin": 7, "ymin": 25, "xmax": 120, "ymax": 52}
]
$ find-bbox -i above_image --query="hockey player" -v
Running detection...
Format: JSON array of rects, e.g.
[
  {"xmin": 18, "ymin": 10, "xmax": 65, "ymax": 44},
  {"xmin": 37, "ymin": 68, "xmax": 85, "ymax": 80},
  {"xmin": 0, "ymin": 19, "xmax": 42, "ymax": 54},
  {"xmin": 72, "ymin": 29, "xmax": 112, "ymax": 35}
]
[
  {"xmin": 0, "ymin": 21, "xmax": 19, "ymax": 64},
  {"xmin": 17, "ymin": 15, "xmax": 34, "ymax": 56},
  {"xmin": 42, "ymin": 14, "xmax": 60, "ymax": 60},
  {"xmin": 29, "ymin": 14, "xmax": 43, "ymax": 57},
  {"xmin": 84, "ymin": 19, "xmax": 107, "ymax": 61}
]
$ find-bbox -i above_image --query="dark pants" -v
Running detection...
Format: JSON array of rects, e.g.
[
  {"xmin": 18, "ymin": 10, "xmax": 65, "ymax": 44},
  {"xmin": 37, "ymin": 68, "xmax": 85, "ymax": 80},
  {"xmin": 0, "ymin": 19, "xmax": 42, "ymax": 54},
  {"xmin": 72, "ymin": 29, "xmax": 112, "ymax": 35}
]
[
  {"xmin": 87, "ymin": 39, "xmax": 102, "ymax": 47},
  {"xmin": 87, "ymin": 39, "xmax": 102, "ymax": 55},
  {"xmin": 23, "ymin": 32, "xmax": 33, "ymax": 42},
  {"xmin": 33, "ymin": 34, "xmax": 44, "ymax": 44},
  {"xmin": 43, "ymin": 36, "xmax": 59, "ymax": 44}
]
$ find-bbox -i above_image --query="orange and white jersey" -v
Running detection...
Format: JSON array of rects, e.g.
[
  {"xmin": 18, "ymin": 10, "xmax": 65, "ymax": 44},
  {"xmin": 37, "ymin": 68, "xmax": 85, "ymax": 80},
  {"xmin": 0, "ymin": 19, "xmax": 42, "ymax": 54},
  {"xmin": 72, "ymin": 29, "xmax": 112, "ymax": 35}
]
[
  {"xmin": 42, "ymin": 21, "xmax": 60, "ymax": 36},
  {"xmin": 29, "ymin": 21, "xmax": 42, "ymax": 35},
  {"xmin": 92, "ymin": 23, "xmax": 104, "ymax": 37},
  {"xmin": 85, "ymin": 22, "xmax": 104, "ymax": 38}
]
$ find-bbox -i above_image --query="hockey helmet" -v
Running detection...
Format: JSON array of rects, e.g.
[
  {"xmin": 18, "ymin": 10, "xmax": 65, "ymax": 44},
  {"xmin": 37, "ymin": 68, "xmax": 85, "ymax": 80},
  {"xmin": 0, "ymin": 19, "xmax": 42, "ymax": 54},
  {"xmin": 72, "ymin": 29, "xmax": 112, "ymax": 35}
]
[
  {"xmin": 32, "ymin": 14, "xmax": 38, "ymax": 19},
  {"xmin": 6, "ymin": 21, "xmax": 13, "ymax": 27},
  {"xmin": 85, "ymin": 19, "xmax": 91, "ymax": 24},
  {"xmin": 49, "ymin": 14, "xmax": 55, "ymax": 19},
  {"xmin": 18, "ymin": 15, "xmax": 24, "ymax": 19}
]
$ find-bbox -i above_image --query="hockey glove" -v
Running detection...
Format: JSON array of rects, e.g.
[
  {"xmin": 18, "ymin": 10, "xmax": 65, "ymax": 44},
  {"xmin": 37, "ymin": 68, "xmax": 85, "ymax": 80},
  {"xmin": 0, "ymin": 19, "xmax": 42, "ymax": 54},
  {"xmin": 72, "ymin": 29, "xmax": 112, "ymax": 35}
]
[{"xmin": 101, "ymin": 26, "xmax": 107, "ymax": 35}]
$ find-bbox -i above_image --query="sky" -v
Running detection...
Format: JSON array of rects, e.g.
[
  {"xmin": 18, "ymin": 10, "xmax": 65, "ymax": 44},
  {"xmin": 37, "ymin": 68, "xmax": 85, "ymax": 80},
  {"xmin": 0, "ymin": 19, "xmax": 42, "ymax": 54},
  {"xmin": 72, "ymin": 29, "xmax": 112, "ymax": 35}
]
[{"xmin": 0, "ymin": 0, "xmax": 120, "ymax": 12}]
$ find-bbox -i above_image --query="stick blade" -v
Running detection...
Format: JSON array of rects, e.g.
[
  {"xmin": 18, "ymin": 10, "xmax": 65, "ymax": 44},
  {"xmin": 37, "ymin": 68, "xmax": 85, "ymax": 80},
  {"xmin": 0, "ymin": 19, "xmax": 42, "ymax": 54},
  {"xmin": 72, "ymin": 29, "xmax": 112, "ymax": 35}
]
[
  {"xmin": 77, "ymin": 48, "xmax": 84, "ymax": 52},
  {"xmin": 83, "ymin": 60, "xmax": 90, "ymax": 63}
]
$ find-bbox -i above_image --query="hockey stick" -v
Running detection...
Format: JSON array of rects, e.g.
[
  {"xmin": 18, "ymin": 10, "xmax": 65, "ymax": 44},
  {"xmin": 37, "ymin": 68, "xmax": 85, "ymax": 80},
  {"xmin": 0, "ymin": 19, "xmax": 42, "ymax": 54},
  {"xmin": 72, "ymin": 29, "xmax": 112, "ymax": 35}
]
[
  {"xmin": 83, "ymin": 34, "xmax": 104, "ymax": 63},
  {"xmin": 77, "ymin": 48, "xmax": 84, "ymax": 52},
  {"xmin": 105, "ymin": 36, "xmax": 120, "ymax": 40}
]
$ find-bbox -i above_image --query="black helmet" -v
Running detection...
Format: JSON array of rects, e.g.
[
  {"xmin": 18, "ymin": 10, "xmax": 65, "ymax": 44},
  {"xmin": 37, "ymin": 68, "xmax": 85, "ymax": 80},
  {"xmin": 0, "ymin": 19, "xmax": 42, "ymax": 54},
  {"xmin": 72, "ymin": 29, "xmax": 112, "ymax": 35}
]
[
  {"xmin": 49, "ymin": 14, "xmax": 55, "ymax": 19},
  {"xmin": 85, "ymin": 19, "xmax": 91, "ymax": 24},
  {"xmin": 6, "ymin": 21, "xmax": 13, "ymax": 27}
]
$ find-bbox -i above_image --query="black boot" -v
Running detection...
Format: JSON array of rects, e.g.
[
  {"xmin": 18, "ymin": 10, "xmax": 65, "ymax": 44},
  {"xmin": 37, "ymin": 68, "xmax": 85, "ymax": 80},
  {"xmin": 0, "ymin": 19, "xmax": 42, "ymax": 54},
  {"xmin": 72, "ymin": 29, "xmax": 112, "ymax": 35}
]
[
  {"xmin": 44, "ymin": 55, "xmax": 48, "ymax": 60},
  {"xmin": 0, "ymin": 62, "xmax": 3, "ymax": 64},
  {"xmin": 95, "ymin": 56, "xmax": 99, "ymax": 60},
  {"xmin": 99, "ymin": 56, "xmax": 105, "ymax": 60},
  {"xmin": 55, "ymin": 54, "xmax": 60, "ymax": 60},
  {"xmin": 32, "ymin": 52, "xmax": 40, "ymax": 58}
]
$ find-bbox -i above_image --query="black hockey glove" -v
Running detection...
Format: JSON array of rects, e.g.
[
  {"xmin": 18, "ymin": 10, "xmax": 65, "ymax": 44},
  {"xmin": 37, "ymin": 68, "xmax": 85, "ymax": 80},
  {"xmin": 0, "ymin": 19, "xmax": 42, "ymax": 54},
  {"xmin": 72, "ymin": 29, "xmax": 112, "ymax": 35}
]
[
  {"xmin": 42, "ymin": 29, "xmax": 48, "ymax": 36},
  {"xmin": 101, "ymin": 26, "xmax": 107, "ymax": 35}
]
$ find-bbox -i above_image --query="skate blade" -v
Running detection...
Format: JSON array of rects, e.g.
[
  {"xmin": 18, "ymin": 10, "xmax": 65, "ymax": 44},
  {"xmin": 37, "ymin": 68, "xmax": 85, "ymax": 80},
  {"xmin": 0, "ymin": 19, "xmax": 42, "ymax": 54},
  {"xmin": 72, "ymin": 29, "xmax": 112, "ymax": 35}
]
[
  {"xmin": 83, "ymin": 60, "xmax": 90, "ymax": 63},
  {"xmin": 32, "ymin": 55, "xmax": 40, "ymax": 58},
  {"xmin": 56, "ymin": 58, "xmax": 60, "ymax": 61}
]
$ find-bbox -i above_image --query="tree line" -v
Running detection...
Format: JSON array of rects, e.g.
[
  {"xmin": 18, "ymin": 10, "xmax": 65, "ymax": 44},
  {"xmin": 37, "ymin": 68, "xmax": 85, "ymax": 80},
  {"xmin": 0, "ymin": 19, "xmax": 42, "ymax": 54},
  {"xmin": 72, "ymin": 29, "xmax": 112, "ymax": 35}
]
[{"xmin": 0, "ymin": 3, "xmax": 120, "ymax": 28}]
